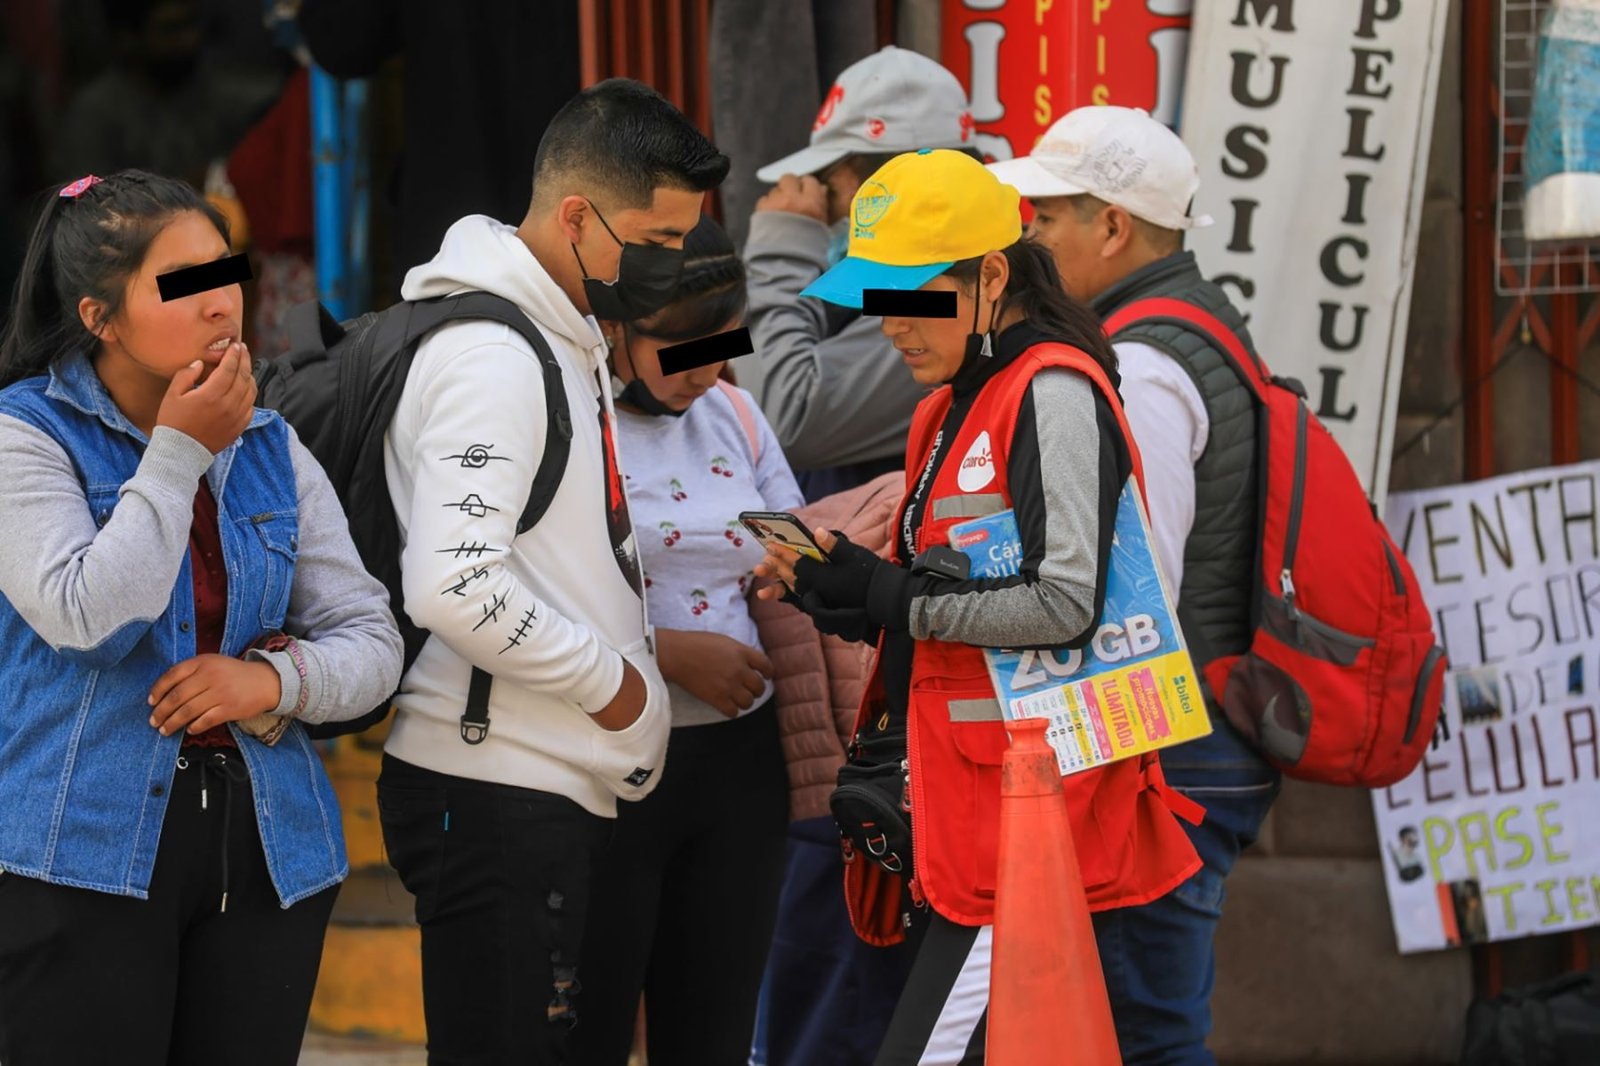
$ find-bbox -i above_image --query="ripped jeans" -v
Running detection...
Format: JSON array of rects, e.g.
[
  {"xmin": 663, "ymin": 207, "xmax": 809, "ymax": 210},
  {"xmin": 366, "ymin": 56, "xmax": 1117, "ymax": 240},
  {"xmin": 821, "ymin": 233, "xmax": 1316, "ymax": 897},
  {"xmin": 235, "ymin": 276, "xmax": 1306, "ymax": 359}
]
[{"xmin": 379, "ymin": 754, "xmax": 610, "ymax": 1066}]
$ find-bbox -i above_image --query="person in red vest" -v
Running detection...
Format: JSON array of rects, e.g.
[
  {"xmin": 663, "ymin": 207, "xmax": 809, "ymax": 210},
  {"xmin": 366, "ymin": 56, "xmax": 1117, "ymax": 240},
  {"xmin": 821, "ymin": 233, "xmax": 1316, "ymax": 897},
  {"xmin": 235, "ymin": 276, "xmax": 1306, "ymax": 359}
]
[{"xmin": 755, "ymin": 149, "xmax": 1204, "ymax": 1063}]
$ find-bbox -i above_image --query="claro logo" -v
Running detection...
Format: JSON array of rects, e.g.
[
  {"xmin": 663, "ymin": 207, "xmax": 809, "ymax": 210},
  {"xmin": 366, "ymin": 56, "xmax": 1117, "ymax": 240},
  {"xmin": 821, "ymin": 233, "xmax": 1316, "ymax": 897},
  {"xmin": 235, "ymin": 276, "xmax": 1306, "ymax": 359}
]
[{"xmin": 957, "ymin": 430, "xmax": 996, "ymax": 491}]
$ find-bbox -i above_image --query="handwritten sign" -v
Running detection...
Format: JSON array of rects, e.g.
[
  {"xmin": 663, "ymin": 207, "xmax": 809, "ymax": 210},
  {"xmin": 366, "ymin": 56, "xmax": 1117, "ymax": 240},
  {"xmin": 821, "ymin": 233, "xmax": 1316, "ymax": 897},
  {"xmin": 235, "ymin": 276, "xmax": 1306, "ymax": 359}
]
[{"xmin": 1376, "ymin": 463, "xmax": 1600, "ymax": 953}]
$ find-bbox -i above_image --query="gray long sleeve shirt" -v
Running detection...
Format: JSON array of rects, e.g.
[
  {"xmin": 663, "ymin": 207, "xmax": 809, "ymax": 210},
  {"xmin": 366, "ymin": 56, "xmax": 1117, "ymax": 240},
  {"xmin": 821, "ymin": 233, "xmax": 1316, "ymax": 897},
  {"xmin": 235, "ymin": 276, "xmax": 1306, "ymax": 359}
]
[
  {"xmin": 740, "ymin": 211, "xmax": 932, "ymax": 470},
  {"xmin": 879, "ymin": 323, "xmax": 1128, "ymax": 724},
  {"xmin": 0, "ymin": 418, "xmax": 402, "ymax": 725},
  {"xmin": 906, "ymin": 370, "xmax": 1110, "ymax": 649}
]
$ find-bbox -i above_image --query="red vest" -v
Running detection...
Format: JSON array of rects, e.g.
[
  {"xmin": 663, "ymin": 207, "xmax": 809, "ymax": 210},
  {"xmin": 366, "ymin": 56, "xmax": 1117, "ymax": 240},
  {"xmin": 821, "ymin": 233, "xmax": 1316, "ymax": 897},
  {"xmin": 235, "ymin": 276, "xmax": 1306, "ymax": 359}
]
[{"xmin": 844, "ymin": 343, "xmax": 1203, "ymax": 942}]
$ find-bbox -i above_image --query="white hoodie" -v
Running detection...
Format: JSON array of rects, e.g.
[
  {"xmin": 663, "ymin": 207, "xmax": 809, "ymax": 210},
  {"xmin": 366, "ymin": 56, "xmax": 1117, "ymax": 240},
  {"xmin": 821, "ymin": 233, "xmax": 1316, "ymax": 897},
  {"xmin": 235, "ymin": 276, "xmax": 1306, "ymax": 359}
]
[{"xmin": 383, "ymin": 215, "xmax": 670, "ymax": 816}]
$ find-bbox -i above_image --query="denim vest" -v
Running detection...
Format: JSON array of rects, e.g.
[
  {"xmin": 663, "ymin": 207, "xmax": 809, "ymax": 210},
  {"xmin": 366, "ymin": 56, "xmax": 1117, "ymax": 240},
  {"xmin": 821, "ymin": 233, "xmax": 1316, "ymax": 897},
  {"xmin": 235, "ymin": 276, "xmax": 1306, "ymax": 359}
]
[{"xmin": 0, "ymin": 355, "xmax": 346, "ymax": 906}]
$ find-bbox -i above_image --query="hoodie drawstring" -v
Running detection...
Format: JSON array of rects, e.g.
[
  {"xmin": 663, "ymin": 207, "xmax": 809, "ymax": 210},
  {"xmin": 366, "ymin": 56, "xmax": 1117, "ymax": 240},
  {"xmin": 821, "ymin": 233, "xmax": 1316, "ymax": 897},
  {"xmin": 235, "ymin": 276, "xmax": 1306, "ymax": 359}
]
[{"xmin": 179, "ymin": 750, "xmax": 251, "ymax": 913}]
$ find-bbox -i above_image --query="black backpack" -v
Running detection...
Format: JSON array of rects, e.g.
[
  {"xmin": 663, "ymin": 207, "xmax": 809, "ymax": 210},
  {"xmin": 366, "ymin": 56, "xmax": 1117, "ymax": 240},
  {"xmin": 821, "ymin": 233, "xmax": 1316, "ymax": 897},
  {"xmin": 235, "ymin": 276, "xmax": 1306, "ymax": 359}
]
[
  {"xmin": 257, "ymin": 291, "xmax": 573, "ymax": 741},
  {"xmin": 1460, "ymin": 969, "xmax": 1600, "ymax": 1065}
]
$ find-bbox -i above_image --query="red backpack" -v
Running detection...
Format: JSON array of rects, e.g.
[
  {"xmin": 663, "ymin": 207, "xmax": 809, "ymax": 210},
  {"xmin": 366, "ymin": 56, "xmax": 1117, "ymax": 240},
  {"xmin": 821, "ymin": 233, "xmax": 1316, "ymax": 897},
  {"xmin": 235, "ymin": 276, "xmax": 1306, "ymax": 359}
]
[{"xmin": 1104, "ymin": 297, "xmax": 1446, "ymax": 788}]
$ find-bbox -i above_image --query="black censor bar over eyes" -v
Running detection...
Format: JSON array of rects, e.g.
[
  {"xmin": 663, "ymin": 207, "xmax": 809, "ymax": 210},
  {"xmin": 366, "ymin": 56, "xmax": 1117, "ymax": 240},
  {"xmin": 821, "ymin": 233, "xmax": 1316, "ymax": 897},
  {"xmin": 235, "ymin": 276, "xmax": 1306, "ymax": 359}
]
[
  {"xmin": 157, "ymin": 253, "xmax": 252, "ymax": 302},
  {"xmin": 656, "ymin": 327, "xmax": 755, "ymax": 375},
  {"xmin": 862, "ymin": 289, "xmax": 958, "ymax": 319}
]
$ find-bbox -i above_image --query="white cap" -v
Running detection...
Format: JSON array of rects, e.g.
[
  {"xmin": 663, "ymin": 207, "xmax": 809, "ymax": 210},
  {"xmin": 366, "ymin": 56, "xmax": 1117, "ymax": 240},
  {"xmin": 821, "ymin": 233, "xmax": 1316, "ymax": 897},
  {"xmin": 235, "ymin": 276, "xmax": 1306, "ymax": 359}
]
[
  {"xmin": 987, "ymin": 106, "xmax": 1213, "ymax": 231},
  {"xmin": 756, "ymin": 46, "xmax": 975, "ymax": 183}
]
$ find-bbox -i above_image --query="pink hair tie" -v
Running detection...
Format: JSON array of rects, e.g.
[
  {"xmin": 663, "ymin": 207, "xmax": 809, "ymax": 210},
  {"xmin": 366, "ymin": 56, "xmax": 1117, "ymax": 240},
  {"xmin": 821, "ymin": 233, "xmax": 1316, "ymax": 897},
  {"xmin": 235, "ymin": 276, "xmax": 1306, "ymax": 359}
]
[{"xmin": 59, "ymin": 175, "xmax": 102, "ymax": 199}]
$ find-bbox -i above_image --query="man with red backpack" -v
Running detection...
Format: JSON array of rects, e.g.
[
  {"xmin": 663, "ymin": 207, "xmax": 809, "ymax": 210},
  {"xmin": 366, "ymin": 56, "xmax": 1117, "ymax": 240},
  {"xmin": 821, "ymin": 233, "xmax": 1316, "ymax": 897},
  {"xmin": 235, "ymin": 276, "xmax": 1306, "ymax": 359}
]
[
  {"xmin": 992, "ymin": 105, "xmax": 1444, "ymax": 1063},
  {"xmin": 990, "ymin": 107, "xmax": 1276, "ymax": 1064}
]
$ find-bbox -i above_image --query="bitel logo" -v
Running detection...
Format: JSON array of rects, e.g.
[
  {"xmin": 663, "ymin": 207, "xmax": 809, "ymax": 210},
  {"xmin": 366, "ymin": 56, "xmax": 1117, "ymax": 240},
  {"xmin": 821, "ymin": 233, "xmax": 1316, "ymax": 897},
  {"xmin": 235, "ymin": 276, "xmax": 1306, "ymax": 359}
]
[{"xmin": 957, "ymin": 430, "xmax": 995, "ymax": 492}]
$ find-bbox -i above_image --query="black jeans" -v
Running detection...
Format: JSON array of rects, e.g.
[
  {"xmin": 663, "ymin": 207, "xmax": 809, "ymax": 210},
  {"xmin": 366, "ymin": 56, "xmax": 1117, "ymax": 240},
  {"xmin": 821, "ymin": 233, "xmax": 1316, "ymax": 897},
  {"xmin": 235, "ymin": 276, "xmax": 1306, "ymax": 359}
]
[
  {"xmin": 572, "ymin": 703, "xmax": 789, "ymax": 1066},
  {"xmin": 0, "ymin": 748, "xmax": 339, "ymax": 1066},
  {"xmin": 378, "ymin": 754, "xmax": 611, "ymax": 1066}
]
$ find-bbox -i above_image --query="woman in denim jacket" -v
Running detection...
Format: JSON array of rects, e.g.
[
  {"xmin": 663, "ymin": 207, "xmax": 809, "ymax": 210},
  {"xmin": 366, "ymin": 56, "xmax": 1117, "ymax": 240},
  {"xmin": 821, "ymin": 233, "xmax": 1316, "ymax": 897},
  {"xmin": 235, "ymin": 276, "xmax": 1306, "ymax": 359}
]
[{"xmin": 0, "ymin": 171, "xmax": 403, "ymax": 1065}]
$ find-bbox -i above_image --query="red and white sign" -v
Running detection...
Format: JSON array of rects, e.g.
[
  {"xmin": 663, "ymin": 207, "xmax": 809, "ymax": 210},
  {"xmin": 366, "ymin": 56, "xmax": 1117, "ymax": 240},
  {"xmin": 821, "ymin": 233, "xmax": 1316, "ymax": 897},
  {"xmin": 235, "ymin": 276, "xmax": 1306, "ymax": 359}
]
[{"xmin": 941, "ymin": 0, "xmax": 1195, "ymax": 163}]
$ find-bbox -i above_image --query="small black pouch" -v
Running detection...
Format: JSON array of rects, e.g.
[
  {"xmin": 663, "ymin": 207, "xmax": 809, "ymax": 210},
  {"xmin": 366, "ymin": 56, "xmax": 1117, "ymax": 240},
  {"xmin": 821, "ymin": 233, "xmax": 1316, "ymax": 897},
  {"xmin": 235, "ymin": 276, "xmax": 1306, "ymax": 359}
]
[{"xmin": 830, "ymin": 729, "xmax": 912, "ymax": 876}]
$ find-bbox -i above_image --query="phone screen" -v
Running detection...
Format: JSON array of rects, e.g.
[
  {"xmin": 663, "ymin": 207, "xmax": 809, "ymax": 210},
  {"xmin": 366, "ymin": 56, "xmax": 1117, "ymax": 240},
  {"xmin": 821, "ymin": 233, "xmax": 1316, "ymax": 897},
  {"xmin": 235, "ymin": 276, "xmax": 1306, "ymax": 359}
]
[{"xmin": 739, "ymin": 512, "xmax": 827, "ymax": 562}]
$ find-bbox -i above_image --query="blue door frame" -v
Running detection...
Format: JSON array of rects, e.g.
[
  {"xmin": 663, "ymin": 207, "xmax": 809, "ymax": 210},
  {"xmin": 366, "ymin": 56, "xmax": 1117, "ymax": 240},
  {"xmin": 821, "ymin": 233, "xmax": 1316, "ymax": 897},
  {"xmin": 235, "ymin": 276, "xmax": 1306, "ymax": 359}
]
[{"xmin": 310, "ymin": 66, "xmax": 369, "ymax": 321}]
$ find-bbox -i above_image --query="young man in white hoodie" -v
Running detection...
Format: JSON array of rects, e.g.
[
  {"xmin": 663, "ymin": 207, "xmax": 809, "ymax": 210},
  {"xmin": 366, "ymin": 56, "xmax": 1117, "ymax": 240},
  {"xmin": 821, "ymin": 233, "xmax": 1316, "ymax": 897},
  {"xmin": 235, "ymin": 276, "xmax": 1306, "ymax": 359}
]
[{"xmin": 376, "ymin": 78, "xmax": 729, "ymax": 1065}]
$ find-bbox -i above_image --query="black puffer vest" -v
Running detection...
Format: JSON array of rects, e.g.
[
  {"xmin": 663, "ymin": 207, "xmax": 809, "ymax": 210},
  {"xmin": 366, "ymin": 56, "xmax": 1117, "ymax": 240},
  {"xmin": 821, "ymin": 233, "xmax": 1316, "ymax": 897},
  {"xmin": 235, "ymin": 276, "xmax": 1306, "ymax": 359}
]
[{"xmin": 1094, "ymin": 252, "xmax": 1259, "ymax": 716}]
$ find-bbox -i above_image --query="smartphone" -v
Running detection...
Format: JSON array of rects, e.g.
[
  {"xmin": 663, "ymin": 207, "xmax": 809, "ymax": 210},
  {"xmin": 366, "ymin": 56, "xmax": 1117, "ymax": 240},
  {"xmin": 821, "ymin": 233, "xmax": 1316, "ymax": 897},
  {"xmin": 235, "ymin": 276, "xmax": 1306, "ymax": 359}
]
[{"xmin": 739, "ymin": 511, "xmax": 829, "ymax": 562}]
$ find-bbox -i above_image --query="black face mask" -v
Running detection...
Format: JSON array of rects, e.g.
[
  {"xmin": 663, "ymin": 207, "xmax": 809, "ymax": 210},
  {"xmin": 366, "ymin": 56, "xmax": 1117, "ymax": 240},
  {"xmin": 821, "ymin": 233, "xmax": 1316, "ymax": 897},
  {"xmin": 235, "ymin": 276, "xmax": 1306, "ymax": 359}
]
[
  {"xmin": 617, "ymin": 377, "xmax": 685, "ymax": 418},
  {"xmin": 573, "ymin": 203, "xmax": 685, "ymax": 321},
  {"xmin": 961, "ymin": 283, "xmax": 997, "ymax": 365},
  {"xmin": 613, "ymin": 328, "xmax": 687, "ymax": 418}
]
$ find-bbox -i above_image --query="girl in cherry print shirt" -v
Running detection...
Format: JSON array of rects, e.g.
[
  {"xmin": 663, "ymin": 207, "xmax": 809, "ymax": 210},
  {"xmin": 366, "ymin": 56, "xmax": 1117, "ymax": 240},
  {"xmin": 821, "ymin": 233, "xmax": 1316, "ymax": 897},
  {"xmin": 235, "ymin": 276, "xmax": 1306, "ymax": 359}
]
[{"xmin": 573, "ymin": 217, "xmax": 802, "ymax": 1066}]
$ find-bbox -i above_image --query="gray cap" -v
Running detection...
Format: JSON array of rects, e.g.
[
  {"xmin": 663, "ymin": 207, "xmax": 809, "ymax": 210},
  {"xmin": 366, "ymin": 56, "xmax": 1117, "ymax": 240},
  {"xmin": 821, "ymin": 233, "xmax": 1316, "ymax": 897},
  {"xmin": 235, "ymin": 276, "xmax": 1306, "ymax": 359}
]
[{"xmin": 755, "ymin": 46, "xmax": 975, "ymax": 184}]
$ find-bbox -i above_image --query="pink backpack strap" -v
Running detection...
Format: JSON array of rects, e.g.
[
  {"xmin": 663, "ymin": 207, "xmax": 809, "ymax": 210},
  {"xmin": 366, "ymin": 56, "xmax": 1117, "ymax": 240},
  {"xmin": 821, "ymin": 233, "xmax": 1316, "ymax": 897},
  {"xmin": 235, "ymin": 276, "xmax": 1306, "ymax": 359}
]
[{"xmin": 716, "ymin": 379, "xmax": 762, "ymax": 464}]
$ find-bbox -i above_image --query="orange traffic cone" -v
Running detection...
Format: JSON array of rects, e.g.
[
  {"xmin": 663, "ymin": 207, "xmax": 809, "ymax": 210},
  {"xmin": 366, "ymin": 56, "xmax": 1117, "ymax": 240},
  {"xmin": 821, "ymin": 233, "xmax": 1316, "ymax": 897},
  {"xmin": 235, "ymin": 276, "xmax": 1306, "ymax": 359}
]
[{"xmin": 987, "ymin": 717, "xmax": 1121, "ymax": 1065}]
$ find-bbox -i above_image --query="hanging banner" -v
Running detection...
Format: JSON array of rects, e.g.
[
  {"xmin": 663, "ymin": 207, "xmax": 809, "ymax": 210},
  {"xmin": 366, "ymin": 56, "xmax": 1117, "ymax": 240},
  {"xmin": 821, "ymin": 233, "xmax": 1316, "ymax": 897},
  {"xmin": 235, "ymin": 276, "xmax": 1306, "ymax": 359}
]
[
  {"xmin": 1375, "ymin": 463, "xmax": 1600, "ymax": 954},
  {"xmin": 1180, "ymin": 0, "xmax": 1449, "ymax": 500},
  {"xmin": 941, "ymin": 0, "xmax": 1194, "ymax": 163}
]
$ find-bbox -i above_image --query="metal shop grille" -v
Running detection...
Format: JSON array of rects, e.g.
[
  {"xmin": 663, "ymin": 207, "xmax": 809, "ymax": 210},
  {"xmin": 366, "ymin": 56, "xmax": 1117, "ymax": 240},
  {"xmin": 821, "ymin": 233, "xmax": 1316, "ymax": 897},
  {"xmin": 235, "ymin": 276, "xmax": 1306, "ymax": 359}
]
[{"xmin": 1496, "ymin": 0, "xmax": 1600, "ymax": 296}]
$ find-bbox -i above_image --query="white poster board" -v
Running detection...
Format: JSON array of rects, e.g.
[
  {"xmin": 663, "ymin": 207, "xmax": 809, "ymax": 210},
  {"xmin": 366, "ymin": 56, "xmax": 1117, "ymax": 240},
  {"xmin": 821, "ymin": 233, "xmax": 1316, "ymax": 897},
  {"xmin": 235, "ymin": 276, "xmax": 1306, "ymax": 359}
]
[{"xmin": 1376, "ymin": 463, "xmax": 1600, "ymax": 953}]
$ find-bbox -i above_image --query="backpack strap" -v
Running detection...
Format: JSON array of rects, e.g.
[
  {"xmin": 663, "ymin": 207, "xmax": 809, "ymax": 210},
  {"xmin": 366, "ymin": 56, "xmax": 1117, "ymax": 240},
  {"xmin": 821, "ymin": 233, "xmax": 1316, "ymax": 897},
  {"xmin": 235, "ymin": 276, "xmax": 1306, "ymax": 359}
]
[
  {"xmin": 283, "ymin": 299, "xmax": 347, "ymax": 363},
  {"xmin": 394, "ymin": 292, "xmax": 577, "ymax": 747},
  {"xmin": 1103, "ymin": 298, "xmax": 1276, "ymax": 690},
  {"xmin": 399, "ymin": 293, "xmax": 574, "ymax": 534},
  {"xmin": 715, "ymin": 379, "xmax": 762, "ymax": 464},
  {"xmin": 461, "ymin": 664, "xmax": 494, "ymax": 745},
  {"xmin": 1103, "ymin": 296, "xmax": 1276, "ymax": 402}
]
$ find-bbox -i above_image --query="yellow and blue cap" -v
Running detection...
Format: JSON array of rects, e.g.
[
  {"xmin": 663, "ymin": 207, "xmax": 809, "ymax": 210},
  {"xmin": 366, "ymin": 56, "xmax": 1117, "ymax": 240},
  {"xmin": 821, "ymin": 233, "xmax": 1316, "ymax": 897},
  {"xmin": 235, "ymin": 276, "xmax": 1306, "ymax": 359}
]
[{"xmin": 801, "ymin": 148, "xmax": 1023, "ymax": 309}]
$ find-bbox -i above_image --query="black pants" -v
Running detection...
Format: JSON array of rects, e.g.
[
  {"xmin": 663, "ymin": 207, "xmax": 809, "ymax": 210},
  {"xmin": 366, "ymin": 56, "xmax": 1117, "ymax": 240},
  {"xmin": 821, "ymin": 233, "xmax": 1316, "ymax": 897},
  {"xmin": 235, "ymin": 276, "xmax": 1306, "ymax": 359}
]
[
  {"xmin": 0, "ymin": 749, "xmax": 339, "ymax": 1066},
  {"xmin": 763, "ymin": 816, "xmax": 923, "ymax": 1066},
  {"xmin": 873, "ymin": 911, "xmax": 989, "ymax": 1066},
  {"xmin": 572, "ymin": 704, "xmax": 789, "ymax": 1066},
  {"xmin": 378, "ymin": 754, "xmax": 611, "ymax": 1066}
]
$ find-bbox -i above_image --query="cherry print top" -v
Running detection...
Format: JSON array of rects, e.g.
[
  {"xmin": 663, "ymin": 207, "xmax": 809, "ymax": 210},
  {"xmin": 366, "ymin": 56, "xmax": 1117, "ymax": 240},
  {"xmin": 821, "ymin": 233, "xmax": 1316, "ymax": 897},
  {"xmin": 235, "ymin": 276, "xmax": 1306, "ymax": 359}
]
[{"xmin": 616, "ymin": 384, "xmax": 803, "ymax": 727}]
